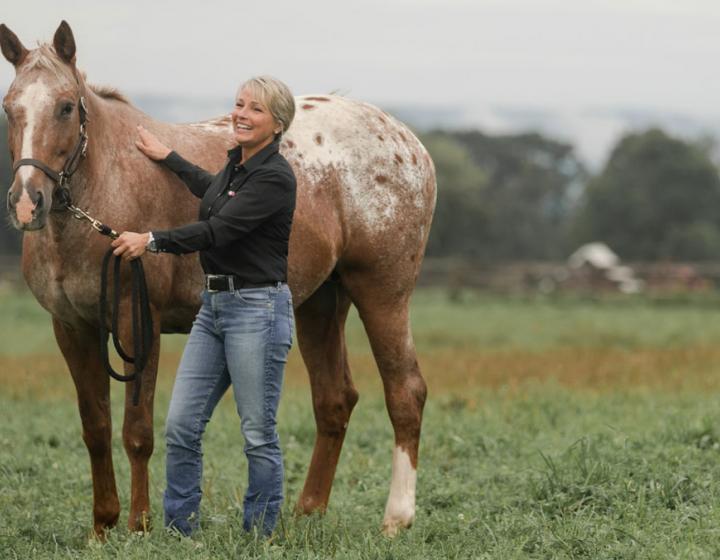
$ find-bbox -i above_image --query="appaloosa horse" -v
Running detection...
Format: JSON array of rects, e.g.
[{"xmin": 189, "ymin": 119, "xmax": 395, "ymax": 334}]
[{"xmin": 1, "ymin": 21, "xmax": 436, "ymax": 537}]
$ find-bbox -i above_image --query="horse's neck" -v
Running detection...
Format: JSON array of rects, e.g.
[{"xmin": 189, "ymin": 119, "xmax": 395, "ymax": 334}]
[
  {"xmin": 71, "ymin": 92, "xmax": 147, "ymax": 204},
  {"xmin": 63, "ymin": 92, "xmax": 214, "ymax": 235}
]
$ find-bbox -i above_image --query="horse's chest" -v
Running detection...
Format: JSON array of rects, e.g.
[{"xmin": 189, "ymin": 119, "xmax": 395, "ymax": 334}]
[{"xmin": 22, "ymin": 234, "xmax": 96, "ymax": 321}]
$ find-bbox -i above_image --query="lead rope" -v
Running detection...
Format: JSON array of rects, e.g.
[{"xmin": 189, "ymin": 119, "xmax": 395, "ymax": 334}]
[
  {"xmin": 63, "ymin": 199, "xmax": 153, "ymax": 406},
  {"xmin": 99, "ymin": 247, "xmax": 154, "ymax": 406}
]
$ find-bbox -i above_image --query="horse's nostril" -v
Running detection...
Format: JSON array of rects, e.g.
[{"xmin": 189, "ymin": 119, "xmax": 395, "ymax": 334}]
[
  {"xmin": 36, "ymin": 191, "xmax": 44, "ymax": 210},
  {"xmin": 6, "ymin": 189, "xmax": 14, "ymax": 209}
]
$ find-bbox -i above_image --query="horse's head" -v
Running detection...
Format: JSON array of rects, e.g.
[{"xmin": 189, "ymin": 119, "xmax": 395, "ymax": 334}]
[{"xmin": 1, "ymin": 21, "xmax": 85, "ymax": 230}]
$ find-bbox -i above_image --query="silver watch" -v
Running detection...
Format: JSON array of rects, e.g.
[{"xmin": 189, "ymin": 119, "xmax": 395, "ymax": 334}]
[{"xmin": 146, "ymin": 232, "xmax": 159, "ymax": 253}]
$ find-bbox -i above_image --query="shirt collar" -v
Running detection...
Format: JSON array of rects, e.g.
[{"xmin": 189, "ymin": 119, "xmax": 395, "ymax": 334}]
[{"xmin": 227, "ymin": 139, "xmax": 280, "ymax": 171}]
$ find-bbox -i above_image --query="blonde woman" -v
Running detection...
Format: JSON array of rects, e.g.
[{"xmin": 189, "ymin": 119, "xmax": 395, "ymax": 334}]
[{"xmin": 112, "ymin": 76, "xmax": 296, "ymax": 535}]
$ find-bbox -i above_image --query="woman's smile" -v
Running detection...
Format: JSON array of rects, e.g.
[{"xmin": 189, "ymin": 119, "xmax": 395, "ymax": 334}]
[{"xmin": 231, "ymin": 87, "xmax": 278, "ymax": 158}]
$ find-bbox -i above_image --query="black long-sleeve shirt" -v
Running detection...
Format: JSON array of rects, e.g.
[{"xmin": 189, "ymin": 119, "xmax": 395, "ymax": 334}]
[{"xmin": 152, "ymin": 140, "xmax": 296, "ymax": 283}]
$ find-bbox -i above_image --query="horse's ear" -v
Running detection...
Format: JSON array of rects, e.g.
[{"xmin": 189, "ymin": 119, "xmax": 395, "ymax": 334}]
[
  {"xmin": 53, "ymin": 20, "xmax": 76, "ymax": 64},
  {"xmin": 0, "ymin": 24, "xmax": 29, "ymax": 67}
]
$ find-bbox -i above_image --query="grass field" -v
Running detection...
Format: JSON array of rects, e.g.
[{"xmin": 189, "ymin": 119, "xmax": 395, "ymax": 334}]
[{"xmin": 4, "ymin": 288, "xmax": 720, "ymax": 558}]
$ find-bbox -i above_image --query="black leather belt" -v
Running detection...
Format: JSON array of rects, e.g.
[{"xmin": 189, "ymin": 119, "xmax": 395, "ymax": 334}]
[{"xmin": 205, "ymin": 275, "xmax": 281, "ymax": 292}]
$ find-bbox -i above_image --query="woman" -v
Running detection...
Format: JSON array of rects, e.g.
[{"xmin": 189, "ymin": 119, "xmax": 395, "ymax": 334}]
[{"xmin": 111, "ymin": 76, "xmax": 296, "ymax": 536}]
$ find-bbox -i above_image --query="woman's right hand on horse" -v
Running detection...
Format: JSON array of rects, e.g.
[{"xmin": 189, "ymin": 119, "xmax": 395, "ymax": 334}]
[{"xmin": 135, "ymin": 125, "xmax": 172, "ymax": 161}]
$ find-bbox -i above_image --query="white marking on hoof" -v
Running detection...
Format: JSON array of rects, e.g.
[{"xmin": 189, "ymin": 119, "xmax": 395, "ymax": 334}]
[{"xmin": 382, "ymin": 446, "xmax": 417, "ymax": 537}]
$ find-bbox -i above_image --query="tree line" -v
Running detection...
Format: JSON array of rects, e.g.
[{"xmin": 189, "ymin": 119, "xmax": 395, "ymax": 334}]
[
  {"xmin": 422, "ymin": 128, "xmax": 720, "ymax": 262},
  {"xmin": 1, "ymin": 115, "xmax": 719, "ymax": 262}
]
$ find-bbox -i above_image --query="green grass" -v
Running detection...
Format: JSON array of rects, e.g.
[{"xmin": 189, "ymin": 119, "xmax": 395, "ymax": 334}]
[
  {"xmin": 6, "ymin": 387, "xmax": 720, "ymax": 558},
  {"xmin": 404, "ymin": 290, "xmax": 720, "ymax": 352},
  {"xmin": 6, "ymin": 288, "xmax": 720, "ymax": 356},
  {"xmin": 4, "ymin": 289, "xmax": 720, "ymax": 558}
]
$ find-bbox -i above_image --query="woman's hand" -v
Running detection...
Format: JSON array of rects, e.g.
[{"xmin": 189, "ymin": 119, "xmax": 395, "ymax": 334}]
[
  {"xmin": 111, "ymin": 232, "xmax": 150, "ymax": 261},
  {"xmin": 135, "ymin": 125, "xmax": 172, "ymax": 161}
]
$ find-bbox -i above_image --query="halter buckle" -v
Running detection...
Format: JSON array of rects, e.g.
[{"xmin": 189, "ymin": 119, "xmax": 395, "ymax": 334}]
[{"xmin": 79, "ymin": 122, "xmax": 88, "ymax": 158}]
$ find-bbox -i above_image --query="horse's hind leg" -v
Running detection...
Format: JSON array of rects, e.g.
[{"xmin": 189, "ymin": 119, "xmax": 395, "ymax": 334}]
[
  {"xmin": 344, "ymin": 276, "xmax": 427, "ymax": 536},
  {"xmin": 52, "ymin": 318, "xmax": 120, "ymax": 537},
  {"xmin": 118, "ymin": 308, "xmax": 161, "ymax": 532},
  {"xmin": 296, "ymin": 280, "xmax": 359, "ymax": 514}
]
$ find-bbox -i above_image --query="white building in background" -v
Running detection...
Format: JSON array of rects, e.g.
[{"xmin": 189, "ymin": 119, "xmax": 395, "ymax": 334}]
[{"xmin": 567, "ymin": 242, "xmax": 644, "ymax": 294}]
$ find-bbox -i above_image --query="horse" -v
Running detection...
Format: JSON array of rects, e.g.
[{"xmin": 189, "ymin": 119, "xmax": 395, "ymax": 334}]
[{"xmin": 1, "ymin": 21, "xmax": 436, "ymax": 537}]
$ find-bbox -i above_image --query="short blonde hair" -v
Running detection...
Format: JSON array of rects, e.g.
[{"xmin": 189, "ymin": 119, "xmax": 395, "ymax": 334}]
[{"xmin": 239, "ymin": 76, "xmax": 295, "ymax": 139}]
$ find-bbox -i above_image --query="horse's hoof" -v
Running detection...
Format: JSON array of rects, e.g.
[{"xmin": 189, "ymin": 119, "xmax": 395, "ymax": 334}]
[
  {"xmin": 381, "ymin": 513, "xmax": 414, "ymax": 538},
  {"xmin": 128, "ymin": 511, "xmax": 152, "ymax": 533},
  {"xmin": 88, "ymin": 532, "xmax": 103, "ymax": 545},
  {"xmin": 89, "ymin": 525, "xmax": 111, "ymax": 544},
  {"xmin": 294, "ymin": 496, "xmax": 328, "ymax": 516}
]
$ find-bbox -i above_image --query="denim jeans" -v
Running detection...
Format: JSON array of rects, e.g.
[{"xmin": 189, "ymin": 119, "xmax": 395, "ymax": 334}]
[{"xmin": 163, "ymin": 283, "xmax": 293, "ymax": 535}]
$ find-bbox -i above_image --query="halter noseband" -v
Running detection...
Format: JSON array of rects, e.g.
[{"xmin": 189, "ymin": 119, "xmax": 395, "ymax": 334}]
[{"xmin": 11, "ymin": 95, "xmax": 89, "ymax": 208}]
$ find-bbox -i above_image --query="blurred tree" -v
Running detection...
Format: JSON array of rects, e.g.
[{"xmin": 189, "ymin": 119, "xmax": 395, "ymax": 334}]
[
  {"xmin": 574, "ymin": 128, "xmax": 720, "ymax": 260},
  {"xmin": 0, "ymin": 115, "xmax": 22, "ymax": 255},
  {"xmin": 421, "ymin": 132, "xmax": 489, "ymax": 257},
  {"xmin": 426, "ymin": 130, "xmax": 586, "ymax": 260}
]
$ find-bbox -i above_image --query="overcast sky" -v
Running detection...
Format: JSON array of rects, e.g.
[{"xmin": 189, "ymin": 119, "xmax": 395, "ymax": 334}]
[{"xmin": 2, "ymin": 0, "xmax": 719, "ymax": 165}]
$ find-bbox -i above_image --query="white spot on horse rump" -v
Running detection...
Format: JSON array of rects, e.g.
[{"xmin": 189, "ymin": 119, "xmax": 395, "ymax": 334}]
[
  {"xmin": 382, "ymin": 446, "xmax": 417, "ymax": 536},
  {"xmin": 16, "ymin": 79, "xmax": 53, "ymax": 183},
  {"xmin": 286, "ymin": 95, "xmax": 431, "ymax": 233}
]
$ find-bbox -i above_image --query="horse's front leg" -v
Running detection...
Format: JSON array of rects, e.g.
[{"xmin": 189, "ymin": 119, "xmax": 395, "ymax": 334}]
[
  {"xmin": 52, "ymin": 317, "xmax": 120, "ymax": 538},
  {"xmin": 117, "ymin": 303, "xmax": 162, "ymax": 532}
]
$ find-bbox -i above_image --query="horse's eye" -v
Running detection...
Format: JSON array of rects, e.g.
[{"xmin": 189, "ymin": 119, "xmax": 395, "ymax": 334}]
[{"xmin": 61, "ymin": 103, "xmax": 74, "ymax": 117}]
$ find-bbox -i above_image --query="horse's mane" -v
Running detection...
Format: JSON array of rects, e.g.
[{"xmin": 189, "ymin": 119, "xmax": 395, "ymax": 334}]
[
  {"xmin": 26, "ymin": 43, "xmax": 129, "ymax": 104},
  {"xmin": 87, "ymin": 84, "xmax": 129, "ymax": 104}
]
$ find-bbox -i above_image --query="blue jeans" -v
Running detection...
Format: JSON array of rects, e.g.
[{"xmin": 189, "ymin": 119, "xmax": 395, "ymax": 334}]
[{"xmin": 163, "ymin": 284, "xmax": 293, "ymax": 535}]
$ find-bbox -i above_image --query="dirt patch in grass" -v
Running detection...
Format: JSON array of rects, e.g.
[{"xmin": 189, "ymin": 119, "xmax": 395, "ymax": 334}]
[{"xmin": 3, "ymin": 344, "xmax": 720, "ymax": 402}]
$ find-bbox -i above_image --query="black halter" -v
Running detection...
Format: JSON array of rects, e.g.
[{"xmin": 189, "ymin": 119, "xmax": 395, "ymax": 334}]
[{"xmin": 11, "ymin": 95, "xmax": 89, "ymax": 209}]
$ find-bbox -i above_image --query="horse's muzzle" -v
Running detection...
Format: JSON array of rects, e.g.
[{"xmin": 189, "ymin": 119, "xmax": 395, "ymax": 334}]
[{"xmin": 7, "ymin": 181, "xmax": 48, "ymax": 230}]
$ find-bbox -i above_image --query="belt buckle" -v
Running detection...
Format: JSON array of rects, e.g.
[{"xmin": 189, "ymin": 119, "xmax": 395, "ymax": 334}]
[{"xmin": 206, "ymin": 274, "xmax": 223, "ymax": 293}]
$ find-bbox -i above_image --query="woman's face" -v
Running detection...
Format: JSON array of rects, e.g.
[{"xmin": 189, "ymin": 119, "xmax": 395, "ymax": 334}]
[{"xmin": 231, "ymin": 87, "xmax": 279, "ymax": 149}]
